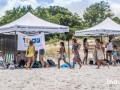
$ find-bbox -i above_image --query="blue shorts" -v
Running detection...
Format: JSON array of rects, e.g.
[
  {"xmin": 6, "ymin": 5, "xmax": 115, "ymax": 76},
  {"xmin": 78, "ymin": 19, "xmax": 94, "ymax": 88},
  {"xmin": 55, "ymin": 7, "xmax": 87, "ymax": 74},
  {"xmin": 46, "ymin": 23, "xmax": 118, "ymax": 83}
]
[
  {"xmin": 39, "ymin": 49, "xmax": 45, "ymax": 55},
  {"xmin": 113, "ymin": 52, "xmax": 117, "ymax": 57}
]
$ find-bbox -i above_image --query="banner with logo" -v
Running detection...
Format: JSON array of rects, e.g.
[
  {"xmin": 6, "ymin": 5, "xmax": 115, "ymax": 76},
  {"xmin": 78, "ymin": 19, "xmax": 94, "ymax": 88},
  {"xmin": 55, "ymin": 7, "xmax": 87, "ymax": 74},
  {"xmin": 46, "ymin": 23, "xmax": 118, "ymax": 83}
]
[{"xmin": 17, "ymin": 32, "xmax": 45, "ymax": 51}]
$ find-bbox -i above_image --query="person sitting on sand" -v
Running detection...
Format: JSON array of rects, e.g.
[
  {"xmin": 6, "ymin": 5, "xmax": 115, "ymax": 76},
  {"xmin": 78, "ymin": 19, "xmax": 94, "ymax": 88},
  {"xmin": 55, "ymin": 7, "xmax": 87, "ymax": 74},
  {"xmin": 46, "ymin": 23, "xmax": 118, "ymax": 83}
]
[
  {"xmin": 83, "ymin": 38, "xmax": 89, "ymax": 65},
  {"xmin": 95, "ymin": 39, "xmax": 109, "ymax": 69},
  {"xmin": 72, "ymin": 38, "xmax": 82, "ymax": 68},
  {"xmin": 112, "ymin": 45, "xmax": 118, "ymax": 66},
  {"xmin": 0, "ymin": 51, "xmax": 6, "ymax": 68},
  {"xmin": 26, "ymin": 40, "xmax": 35, "ymax": 69},
  {"xmin": 15, "ymin": 51, "xmax": 22, "ymax": 67},
  {"xmin": 57, "ymin": 42, "xmax": 72, "ymax": 69}
]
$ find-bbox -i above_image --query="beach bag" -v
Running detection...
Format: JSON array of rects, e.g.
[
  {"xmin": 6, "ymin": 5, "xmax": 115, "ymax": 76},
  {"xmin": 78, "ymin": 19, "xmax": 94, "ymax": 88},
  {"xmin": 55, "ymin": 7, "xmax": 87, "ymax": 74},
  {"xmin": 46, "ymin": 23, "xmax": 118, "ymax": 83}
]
[
  {"xmin": 39, "ymin": 61, "xmax": 47, "ymax": 67},
  {"xmin": 19, "ymin": 59, "xmax": 25, "ymax": 68},
  {"xmin": 9, "ymin": 64, "xmax": 15, "ymax": 70},
  {"xmin": 89, "ymin": 60, "xmax": 93, "ymax": 65},
  {"xmin": 32, "ymin": 61, "xmax": 42, "ymax": 68},
  {"xmin": 47, "ymin": 59, "xmax": 56, "ymax": 67},
  {"xmin": 0, "ymin": 61, "xmax": 5, "ymax": 68},
  {"xmin": 116, "ymin": 59, "xmax": 120, "ymax": 63},
  {"xmin": 109, "ymin": 61, "xmax": 113, "ymax": 65}
]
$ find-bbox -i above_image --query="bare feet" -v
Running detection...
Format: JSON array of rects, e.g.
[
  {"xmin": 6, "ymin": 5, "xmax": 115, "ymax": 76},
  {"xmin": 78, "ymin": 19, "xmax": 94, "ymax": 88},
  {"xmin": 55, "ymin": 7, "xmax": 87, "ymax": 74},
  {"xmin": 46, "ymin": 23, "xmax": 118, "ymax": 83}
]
[{"xmin": 79, "ymin": 65, "xmax": 82, "ymax": 69}]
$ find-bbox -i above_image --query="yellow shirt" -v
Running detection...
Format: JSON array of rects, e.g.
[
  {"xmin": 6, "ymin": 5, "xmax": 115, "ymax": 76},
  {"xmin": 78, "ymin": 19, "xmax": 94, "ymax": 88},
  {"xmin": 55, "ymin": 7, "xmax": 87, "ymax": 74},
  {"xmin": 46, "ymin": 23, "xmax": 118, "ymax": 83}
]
[{"xmin": 27, "ymin": 45, "xmax": 35, "ymax": 57}]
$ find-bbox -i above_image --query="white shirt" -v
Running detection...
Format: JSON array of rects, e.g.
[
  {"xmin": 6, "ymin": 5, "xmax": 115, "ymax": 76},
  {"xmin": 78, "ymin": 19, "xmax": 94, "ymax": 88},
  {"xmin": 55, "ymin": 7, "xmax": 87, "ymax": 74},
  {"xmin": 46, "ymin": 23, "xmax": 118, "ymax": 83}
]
[{"xmin": 106, "ymin": 42, "xmax": 113, "ymax": 50}]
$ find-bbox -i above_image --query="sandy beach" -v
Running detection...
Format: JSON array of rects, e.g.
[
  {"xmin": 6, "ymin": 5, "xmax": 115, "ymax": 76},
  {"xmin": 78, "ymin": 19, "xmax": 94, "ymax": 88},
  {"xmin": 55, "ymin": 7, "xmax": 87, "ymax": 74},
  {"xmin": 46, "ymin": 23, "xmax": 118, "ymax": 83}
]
[{"xmin": 0, "ymin": 65, "xmax": 120, "ymax": 90}]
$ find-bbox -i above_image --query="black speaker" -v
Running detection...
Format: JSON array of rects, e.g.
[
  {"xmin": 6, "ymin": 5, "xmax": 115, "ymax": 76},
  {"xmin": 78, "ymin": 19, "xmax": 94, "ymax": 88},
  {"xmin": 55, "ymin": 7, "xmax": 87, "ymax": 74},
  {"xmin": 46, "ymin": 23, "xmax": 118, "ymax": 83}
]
[{"xmin": 65, "ymin": 32, "xmax": 68, "ymax": 35}]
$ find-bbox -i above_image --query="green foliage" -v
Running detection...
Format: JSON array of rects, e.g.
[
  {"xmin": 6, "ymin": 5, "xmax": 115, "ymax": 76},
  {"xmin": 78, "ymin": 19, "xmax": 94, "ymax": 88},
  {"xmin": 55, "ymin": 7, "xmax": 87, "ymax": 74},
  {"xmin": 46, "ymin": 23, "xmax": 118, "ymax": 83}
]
[
  {"xmin": 1, "ymin": 1, "xmax": 120, "ymax": 43},
  {"xmin": 113, "ymin": 17, "xmax": 120, "ymax": 24},
  {"xmin": 0, "ymin": 6, "xmax": 84, "ymax": 42},
  {"xmin": 83, "ymin": 1, "xmax": 114, "ymax": 27}
]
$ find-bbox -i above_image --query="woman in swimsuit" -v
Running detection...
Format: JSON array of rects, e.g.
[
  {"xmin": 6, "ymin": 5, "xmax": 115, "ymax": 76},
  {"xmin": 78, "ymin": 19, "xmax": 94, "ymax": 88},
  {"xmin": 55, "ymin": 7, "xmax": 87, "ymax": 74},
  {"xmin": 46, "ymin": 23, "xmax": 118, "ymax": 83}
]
[
  {"xmin": 57, "ymin": 42, "xmax": 72, "ymax": 69},
  {"xmin": 72, "ymin": 38, "xmax": 82, "ymax": 68},
  {"xmin": 83, "ymin": 38, "xmax": 89, "ymax": 65},
  {"xmin": 112, "ymin": 45, "xmax": 117, "ymax": 66}
]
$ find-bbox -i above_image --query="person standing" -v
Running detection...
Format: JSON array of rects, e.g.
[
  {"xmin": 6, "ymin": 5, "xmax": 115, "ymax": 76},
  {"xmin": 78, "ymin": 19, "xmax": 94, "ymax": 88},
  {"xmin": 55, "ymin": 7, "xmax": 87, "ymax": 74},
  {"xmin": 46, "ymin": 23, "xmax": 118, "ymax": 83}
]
[
  {"xmin": 105, "ymin": 39, "xmax": 113, "ymax": 61},
  {"xmin": 57, "ymin": 42, "xmax": 72, "ymax": 69},
  {"xmin": 83, "ymin": 38, "xmax": 89, "ymax": 65},
  {"xmin": 26, "ymin": 40, "xmax": 35, "ymax": 69},
  {"xmin": 72, "ymin": 38, "xmax": 82, "ymax": 68},
  {"xmin": 39, "ymin": 49, "xmax": 45, "ymax": 68},
  {"xmin": 112, "ymin": 45, "xmax": 118, "ymax": 66},
  {"xmin": 95, "ymin": 39, "xmax": 109, "ymax": 69}
]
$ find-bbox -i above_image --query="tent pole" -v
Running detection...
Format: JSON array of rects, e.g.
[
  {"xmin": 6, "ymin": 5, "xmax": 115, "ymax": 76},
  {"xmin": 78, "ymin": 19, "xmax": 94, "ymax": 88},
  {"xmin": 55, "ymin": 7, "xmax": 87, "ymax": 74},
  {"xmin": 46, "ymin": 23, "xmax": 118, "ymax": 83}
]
[
  {"xmin": 101, "ymin": 35, "xmax": 102, "ymax": 42},
  {"xmin": 5, "ymin": 34, "xmax": 6, "ymax": 56},
  {"xmin": 14, "ymin": 31, "xmax": 17, "ymax": 61},
  {"xmin": 68, "ymin": 32, "xmax": 70, "ymax": 64}
]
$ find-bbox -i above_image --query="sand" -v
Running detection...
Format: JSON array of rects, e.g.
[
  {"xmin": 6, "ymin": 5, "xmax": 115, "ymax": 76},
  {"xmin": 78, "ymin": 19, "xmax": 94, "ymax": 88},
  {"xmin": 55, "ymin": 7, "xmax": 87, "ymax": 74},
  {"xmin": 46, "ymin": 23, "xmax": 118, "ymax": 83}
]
[{"xmin": 0, "ymin": 65, "xmax": 120, "ymax": 90}]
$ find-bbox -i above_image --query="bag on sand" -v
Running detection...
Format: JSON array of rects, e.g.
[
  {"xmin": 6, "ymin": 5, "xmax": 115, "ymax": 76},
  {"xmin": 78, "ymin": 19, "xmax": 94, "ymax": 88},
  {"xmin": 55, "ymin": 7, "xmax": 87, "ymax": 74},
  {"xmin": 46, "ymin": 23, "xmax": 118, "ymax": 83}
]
[
  {"xmin": 0, "ymin": 62, "xmax": 6, "ymax": 69},
  {"xmin": 9, "ymin": 64, "xmax": 15, "ymax": 70},
  {"xmin": 47, "ymin": 59, "xmax": 56, "ymax": 67},
  {"xmin": 117, "ymin": 59, "xmax": 120, "ymax": 63},
  {"xmin": 89, "ymin": 60, "xmax": 93, "ymax": 65},
  {"xmin": 32, "ymin": 61, "xmax": 42, "ymax": 68}
]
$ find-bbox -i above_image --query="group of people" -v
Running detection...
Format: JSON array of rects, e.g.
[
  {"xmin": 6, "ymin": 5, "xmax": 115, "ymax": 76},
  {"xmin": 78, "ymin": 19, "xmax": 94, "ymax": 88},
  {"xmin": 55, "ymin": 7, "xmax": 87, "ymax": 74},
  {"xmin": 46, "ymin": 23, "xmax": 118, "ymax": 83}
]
[
  {"xmin": 0, "ymin": 40, "xmax": 46, "ymax": 69},
  {"xmin": 0, "ymin": 37, "xmax": 119, "ymax": 69},
  {"xmin": 58, "ymin": 37, "xmax": 119, "ymax": 69}
]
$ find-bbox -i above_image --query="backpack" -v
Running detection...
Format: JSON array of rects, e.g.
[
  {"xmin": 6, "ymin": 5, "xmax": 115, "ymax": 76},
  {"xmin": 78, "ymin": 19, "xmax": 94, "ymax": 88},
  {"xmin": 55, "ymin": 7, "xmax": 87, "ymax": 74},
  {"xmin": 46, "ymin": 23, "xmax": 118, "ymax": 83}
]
[
  {"xmin": 32, "ymin": 61, "xmax": 42, "ymax": 68},
  {"xmin": 116, "ymin": 59, "xmax": 120, "ymax": 63},
  {"xmin": 39, "ymin": 61, "xmax": 47, "ymax": 67},
  {"xmin": 19, "ymin": 59, "xmax": 25, "ymax": 68},
  {"xmin": 89, "ymin": 60, "xmax": 93, "ymax": 65},
  {"xmin": 47, "ymin": 59, "xmax": 56, "ymax": 67}
]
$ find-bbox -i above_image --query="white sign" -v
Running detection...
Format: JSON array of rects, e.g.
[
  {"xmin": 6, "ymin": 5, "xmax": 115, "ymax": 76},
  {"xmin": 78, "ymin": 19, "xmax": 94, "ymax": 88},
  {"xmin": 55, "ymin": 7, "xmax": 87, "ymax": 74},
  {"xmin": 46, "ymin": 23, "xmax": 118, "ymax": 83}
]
[{"xmin": 17, "ymin": 32, "xmax": 45, "ymax": 51}]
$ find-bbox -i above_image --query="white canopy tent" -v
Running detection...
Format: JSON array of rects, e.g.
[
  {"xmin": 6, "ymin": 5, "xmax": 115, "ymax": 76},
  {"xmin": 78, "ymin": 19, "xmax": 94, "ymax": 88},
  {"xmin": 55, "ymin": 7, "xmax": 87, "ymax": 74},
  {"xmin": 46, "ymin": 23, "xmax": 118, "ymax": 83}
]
[
  {"xmin": 0, "ymin": 12, "xmax": 69, "ymax": 34},
  {"xmin": 75, "ymin": 17, "xmax": 120, "ymax": 36},
  {"xmin": 0, "ymin": 12, "xmax": 70, "ymax": 63}
]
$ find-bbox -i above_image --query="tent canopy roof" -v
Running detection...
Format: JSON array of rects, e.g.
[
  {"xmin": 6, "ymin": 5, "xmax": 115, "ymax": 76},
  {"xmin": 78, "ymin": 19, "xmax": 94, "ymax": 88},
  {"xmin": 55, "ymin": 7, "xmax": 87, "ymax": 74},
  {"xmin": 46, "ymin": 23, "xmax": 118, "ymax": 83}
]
[
  {"xmin": 0, "ymin": 12, "xmax": 69, "ymax": 33},
  {"xmin": 75, "ymin": 17, "xmax": 120, "ymax": 36}
]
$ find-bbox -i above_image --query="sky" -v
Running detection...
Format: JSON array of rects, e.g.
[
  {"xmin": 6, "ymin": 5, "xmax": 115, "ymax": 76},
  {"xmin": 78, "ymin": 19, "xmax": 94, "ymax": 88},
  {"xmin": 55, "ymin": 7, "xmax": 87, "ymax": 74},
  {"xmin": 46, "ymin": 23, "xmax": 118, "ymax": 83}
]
[{"xmin": 0, "ymin": 0, "xmax": 120, "ymax": 18}]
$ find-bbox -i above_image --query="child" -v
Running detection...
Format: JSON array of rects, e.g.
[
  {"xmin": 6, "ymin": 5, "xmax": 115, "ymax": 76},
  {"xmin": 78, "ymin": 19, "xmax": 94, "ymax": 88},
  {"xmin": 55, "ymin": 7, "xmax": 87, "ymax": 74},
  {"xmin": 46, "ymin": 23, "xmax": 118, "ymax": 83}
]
[
  {"xmin": 112, "ymin": 45, "xmax": 118, "ymax": 66},
  {"xmin": 0, "ymin": 51, "xmax": 6, "ymax": 68},
  {"xmin": 57, "ymin": 42, "xmax": 72, "ymax": 69},
  {"xmin": 26, "ymin": 40, "xmax": 35, "ymax": 69},
  {"xmin": 15, "ymin": 51, "xmax": 22, "ymax": 67},
  {"xmin": 72, "ymin": 38, "xmax": 82, "ymax": 68}
]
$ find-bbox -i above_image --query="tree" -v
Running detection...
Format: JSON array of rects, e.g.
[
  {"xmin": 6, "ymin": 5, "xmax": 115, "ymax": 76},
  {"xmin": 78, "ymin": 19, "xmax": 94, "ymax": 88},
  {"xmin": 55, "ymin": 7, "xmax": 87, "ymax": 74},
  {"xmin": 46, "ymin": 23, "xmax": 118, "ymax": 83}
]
[
  {"xmin": 0, "ymin": 6, "xmax": 84, "ymax": 41},
  {"xmin": 83, "ymin": 1, "xmax": 114, "ymax": 27},
  {"xmin": 0, "ymin": 5, "xmax": 34, "ymax": 26},
  {"xmin": 113, "ymin": 17, "xmax": 120, "ymax": 24}
]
